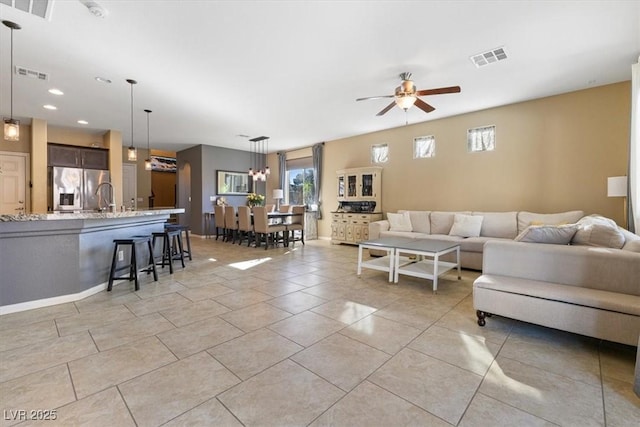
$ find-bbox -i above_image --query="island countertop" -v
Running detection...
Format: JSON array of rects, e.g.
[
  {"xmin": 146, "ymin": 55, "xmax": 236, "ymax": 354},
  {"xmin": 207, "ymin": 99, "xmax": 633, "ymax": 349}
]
[{"xmin": 0, "ymin": 207, "xmax": 184, "ymax": 222}]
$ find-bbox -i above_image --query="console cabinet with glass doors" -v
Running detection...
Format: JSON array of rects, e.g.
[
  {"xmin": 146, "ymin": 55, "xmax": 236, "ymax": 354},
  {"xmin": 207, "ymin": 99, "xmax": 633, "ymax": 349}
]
[
  {"xmin": 336, "ymin": 167, "xmax": 382, "ymax": 205},
  {"xmin": 333, "ymin": 167, "xmax": 382, "ymax": 245}
]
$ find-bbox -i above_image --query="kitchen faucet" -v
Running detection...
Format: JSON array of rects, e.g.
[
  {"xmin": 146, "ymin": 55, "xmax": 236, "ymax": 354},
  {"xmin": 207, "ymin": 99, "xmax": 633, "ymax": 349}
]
[{"xmin": 95, "ymin": 182, "xmax": 115, "ymax": 212}]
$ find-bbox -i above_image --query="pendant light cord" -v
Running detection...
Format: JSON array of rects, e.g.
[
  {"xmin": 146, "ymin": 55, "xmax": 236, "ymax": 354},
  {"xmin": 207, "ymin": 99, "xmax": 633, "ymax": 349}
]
[
  {"xmin": 10, "ymin": 26, "xmax": 14, "ymax": 118},
  {"xmin": 130, "ymin": 83, "xmax": 134, "ymax": 147}
]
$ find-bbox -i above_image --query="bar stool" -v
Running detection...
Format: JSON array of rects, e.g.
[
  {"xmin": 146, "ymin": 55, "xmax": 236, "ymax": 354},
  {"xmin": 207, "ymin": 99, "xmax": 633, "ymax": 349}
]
[
  {"xmin": 107, "ymin": 236, "xmax": 157, "ymax": 292},
  {"xmin": 165, "ymin": 224, "xmax": 192, "ymax": 261},
  {"xmin": 152, "ymin": 229, "xmax": 185, "ymax": 274}
]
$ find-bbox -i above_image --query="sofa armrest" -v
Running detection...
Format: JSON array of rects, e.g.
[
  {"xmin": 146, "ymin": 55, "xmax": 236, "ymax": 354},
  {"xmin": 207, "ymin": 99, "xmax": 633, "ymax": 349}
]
[
  {"xmin": 482, "ymin": 240, "xmax": 640, "ymax": 296},
  {"xmin": 368, "ymin": 220, "xmax": 390, "ymax": 240}
]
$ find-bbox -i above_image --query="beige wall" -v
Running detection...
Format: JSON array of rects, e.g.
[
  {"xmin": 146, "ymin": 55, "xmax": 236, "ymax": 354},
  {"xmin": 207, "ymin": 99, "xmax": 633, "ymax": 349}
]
[{"xmin": 319, "ymin": 82, "xmax": 630, "ymax": 238}]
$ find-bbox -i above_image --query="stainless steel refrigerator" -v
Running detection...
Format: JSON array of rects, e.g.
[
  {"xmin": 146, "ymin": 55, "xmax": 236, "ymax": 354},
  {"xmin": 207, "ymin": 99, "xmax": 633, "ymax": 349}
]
[{"xmin": 51, "ymin": 167, "xmax": 111, "ymax": 212}]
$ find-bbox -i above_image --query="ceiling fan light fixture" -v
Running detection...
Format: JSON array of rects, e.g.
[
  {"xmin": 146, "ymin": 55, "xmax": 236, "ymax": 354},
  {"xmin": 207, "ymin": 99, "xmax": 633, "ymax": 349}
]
[{"xmin": 396, "ymin": 95, "xmax": 417, "ymax": 110}]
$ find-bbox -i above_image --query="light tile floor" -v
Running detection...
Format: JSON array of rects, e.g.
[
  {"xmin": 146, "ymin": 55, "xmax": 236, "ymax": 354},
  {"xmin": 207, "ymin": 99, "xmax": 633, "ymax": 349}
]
[{"xmin": 1, "ymin": 238, "xmax": 638, "ymax": 426}]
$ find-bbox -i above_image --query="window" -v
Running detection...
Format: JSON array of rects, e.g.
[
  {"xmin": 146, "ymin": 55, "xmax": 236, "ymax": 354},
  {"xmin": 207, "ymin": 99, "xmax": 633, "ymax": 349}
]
[
  {"xmin": 286, "ymin": 157, "xmax": 315, "ymax": 207},
  {"xmin": 371, "ymin": 144, "xmax": 389, "ymax": 164},
  {"xmin": 467, "ymin": 125, "xmax": 496, "ymax": 152},
  {"xmin": 414, "ymin": 135, "xmax": 435, "ymax": 158}
]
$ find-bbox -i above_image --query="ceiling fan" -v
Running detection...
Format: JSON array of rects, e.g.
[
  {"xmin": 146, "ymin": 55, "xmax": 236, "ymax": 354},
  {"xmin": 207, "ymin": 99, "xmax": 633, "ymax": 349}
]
[{"xmin": 357, "ymin": 72, "xmax": 461, "ymax": 116}]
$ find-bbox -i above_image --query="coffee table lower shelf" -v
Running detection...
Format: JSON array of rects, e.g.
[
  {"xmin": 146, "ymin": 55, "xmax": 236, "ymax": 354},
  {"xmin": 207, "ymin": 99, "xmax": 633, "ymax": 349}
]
[{"xmin": 395, "ymin": 257, "xmax": 459, "ymax": 288}]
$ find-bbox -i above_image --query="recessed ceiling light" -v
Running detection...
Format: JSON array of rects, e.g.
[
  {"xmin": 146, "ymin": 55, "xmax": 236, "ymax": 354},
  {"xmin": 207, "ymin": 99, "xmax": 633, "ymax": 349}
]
[
  {"xmin": 95, "ymin": 76, "xmax": 111, "ymax": 83},
  {"xmin": 48, "ymin": 88, "xmax": 64, "ymax": 95},
  {"xmin": 77, "ymin": 120, "xmax": 89, "ymax": 125},
  {"xmin": 43, "ymin": 104, "xmax": 57, "ymax": 110}
]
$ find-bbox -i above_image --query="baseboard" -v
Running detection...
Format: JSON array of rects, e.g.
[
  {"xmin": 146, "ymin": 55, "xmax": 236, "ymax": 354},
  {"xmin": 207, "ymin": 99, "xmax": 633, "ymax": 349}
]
[{"xmin": 0, "ymin": 282, "xmax": 108, "ymax": 316}]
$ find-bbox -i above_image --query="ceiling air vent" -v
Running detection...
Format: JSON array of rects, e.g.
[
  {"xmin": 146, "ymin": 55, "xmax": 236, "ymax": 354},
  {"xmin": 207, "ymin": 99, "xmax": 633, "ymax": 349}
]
[
  {"xmin": 470, "ymin": 47, "xmax": 508, "ymax": 68},
  {"xmin": 0, "ymin": 0, "xmax": 55, "ymax": 20},
  {"xmin": 16, "ymin": 66, "xmax": 49, "ymax": 81}
]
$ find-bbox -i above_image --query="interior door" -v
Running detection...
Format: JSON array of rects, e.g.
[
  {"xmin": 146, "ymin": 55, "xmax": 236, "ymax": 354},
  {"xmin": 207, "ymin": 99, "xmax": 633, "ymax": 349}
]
[{"xmin": 0, "ymin": 153, "xmax": 27, "ymax": 214}]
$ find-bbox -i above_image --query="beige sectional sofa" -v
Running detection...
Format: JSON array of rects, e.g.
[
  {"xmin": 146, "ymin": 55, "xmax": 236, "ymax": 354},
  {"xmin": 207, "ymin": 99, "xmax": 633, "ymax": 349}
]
[
  {"xmin": 368, "ymin": 210, "xmax": 585, "ymax": 270},
  {"xmin": 474, "ymin": 239, "xmax": 640, "ymax": 346}
]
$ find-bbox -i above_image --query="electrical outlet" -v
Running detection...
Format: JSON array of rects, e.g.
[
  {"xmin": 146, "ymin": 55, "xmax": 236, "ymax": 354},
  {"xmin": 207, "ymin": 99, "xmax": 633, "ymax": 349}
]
[
  {"xmin": 210, "ymin": 196, "xmax": 215, "ymax": 202},
  {"xmin": 118, "ymin": 250, "xmax": 124, "ymax": 262},
  {"xmin": 137, "ymin": 197, "xmax": 143, "ymax": 202}
]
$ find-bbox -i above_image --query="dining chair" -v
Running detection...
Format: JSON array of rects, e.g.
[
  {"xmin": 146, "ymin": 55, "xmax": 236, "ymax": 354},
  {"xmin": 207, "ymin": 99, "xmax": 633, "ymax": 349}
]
[
  {"xmin": 279, "ymin": 204, "xmax": 290, "ymax": 213},
  {"xmin": 287, "ymin": 205, "xmax": 306, "ymax": 246},
  {"xmin": 253, "ymin": 206, "xmax": 287, "ymax": 250},
  {"xmin": 214, "ymin": 205, "xmax": 226, "ymax": 240},
  {"xmin": 224, "ymin": 205, "xmax": 238, "ymax": 243},
  {"xmin": 265, "ymin": 204, "xmax": 275, "ymax": 213},
  {"xmin": 236, "ymin": 206, "xmax": 253, "ymax": 246}
]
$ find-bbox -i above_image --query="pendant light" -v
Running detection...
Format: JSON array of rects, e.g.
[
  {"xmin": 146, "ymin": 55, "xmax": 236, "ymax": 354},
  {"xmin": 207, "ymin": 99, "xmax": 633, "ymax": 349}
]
[
  {"xmin": 126, "ymin": 79, "xmax": 137, "ymax": 161},
  {"xmin": 248, "ymin": 136, "xmax": 270, "ymax": 182},
  {"xmin": 2, "ymin": 20, "xmax": 21, "ymax": 142},
  {"xmin": 144, "ymin": 109, "xmax": 152, "ymax": 171}
]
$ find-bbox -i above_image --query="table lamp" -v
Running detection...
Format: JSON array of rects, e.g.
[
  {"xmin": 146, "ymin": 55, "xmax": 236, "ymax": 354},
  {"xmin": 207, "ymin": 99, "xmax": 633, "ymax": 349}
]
[
  {"xmin": 607, "ymin": 176, "xmax": 628, "ymax": 228},
  {"xmin": 273, "ymin": 189, "xmax": 284, "ymax": 211}
]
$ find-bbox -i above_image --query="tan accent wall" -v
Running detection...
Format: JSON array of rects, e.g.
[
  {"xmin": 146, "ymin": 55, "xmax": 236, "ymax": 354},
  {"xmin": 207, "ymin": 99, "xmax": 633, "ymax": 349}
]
[
  {"xmin": 319, "ymin": 82, "xmax": 631, "ymax": 238},
  {"xmin": 104, "ymin": 130, "xmax": 122, "ymax": 208},
  {"xmin": 30, "ymin": 119, "xmax": 47, "ymax": 213},
  {"xmin": 0, "ymin": 122, "xmax": 31, "ymax": 153},
  {"xmin": 48, "ymin": 127, "xmax": 106, "ymax": 148}
]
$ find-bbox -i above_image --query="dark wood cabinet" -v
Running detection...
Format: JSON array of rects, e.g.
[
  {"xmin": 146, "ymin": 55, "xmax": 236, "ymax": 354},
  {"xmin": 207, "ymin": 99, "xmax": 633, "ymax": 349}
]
[
  {"xmin": 48, "ymin": 144, "xmax": 79, "ymax": 167},
  {"xmin": 48, "ymin": 144, "xmax": 109, "ymax": 170},
  {"xmin": 80, "ymin": 148, "xmax": 109, "ymax": 169}
]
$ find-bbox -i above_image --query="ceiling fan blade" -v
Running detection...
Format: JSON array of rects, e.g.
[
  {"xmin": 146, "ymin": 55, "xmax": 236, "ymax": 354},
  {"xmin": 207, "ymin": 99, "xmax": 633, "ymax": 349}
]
[
  {"xmin": 376, "ymin": 102, "xmax": 397, "ymax": 116},
  {"xmin": 414, "ymin": 98, "xmax": 435, "ymax": 113},
  {"xmin": 415, "ymin": 86, "xmax": 461, "ymax": 96},
  {"xmin": 356, "ymin": 95, "xmax": 395, "ymax": 101}
]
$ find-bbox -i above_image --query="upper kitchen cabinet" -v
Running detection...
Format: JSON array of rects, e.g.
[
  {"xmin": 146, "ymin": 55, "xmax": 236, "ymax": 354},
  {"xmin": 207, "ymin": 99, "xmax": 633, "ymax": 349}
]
[
  {"xmin": 48, "ymin": 144, "xmax": 109, "ymax": 170},
  {"xmin": 80, "ymin": 147, "xmax": 109, "ymax": 169}
]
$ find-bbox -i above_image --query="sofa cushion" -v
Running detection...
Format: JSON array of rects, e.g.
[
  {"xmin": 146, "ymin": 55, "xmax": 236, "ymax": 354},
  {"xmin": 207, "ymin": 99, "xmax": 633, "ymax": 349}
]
[
  {"xmin": 431, "ymin": 211, "xmax": 471, "ymax": 234},
  {"xmin": 572, "ymin": 215, "xmax": 625, "ymax": 249},
  {"xmin": 474, "ymin": 274, "xmax": 640, "ymax": 316},
  {"xmin": 460, "ymin": 236, "xmax": 510, "ymax": 253},
  {"xmin": 387, "ymin": 212, "xmax": 413, "ymax": 232},
  {"xmin": 620, "ymin": 228, "xmax": 640, "ymax": 252},
  {"xmin": 515, "ymin": 224, "xmax": 579, "ymax": 245},
  {"xmin": 623, "ymin": 240, "xmax": 640, "ymax": 253},
  {"xmin": 473, "ymin": 211, "xmax": 518, "ymax": 238},
  {"xmin": 449, "ymin": 214, "xmax": 483, "ymax": 237},
  {"xmin": 517, "ymin": 210, "xmax": 584, "ymax": 234},
  {"xmin": 399, "ymin": 210, "xmax": 430, "ymax": 234},
  {"xmin": 380, "ymin": 230, "xmax": 429, "ymax": 239},
  {"xmin": 419, "ymin": 234, "xmax": 465, "ymax": 244}
]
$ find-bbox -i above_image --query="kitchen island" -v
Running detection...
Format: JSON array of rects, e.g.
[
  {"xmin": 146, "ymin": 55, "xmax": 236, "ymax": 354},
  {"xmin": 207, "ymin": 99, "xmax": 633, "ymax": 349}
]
[{"xmin": 0, "ymin": 208, "xmax": 184, "ymax": 313}]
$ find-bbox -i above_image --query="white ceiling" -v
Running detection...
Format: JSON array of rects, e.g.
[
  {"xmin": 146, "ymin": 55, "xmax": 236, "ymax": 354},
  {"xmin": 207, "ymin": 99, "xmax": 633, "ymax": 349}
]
[{"xmin": 0, "ymin": 1, "xmax": 638, "ymax": 154}]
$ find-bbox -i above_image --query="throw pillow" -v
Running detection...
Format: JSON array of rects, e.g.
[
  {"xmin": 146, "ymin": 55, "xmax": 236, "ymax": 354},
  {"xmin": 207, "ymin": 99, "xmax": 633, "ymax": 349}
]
[
  {"xmin": 571, "ymin": 215, "xmax": 625, "ymax": 249},
  {"xmin": 449, "ymin": 214, "xmax": 483, "ymax": 238},
  {"xmin": 515, "ymin": 224, "xmax": 579, "ymax": 245},
  {"xmin": 387, "ymin": 212, "xmax": 413, "ymax": 232},
  {"xmin": 622, "ymin": 240, "xmax": 640, "ymax": 253}
]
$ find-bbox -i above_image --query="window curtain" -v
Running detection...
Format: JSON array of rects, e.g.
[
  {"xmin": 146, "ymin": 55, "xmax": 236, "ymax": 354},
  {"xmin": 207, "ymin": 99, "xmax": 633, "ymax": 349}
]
[
  {"xmin": 312, "ymin": 143, "xmax": 323, "ymax": 219},
  {"xmin": 629, "ymin": 58, "xmax": 639, "ymax": 233},
  {"xmin": 278, "ymin": 152, "xmax": 286, "ymax": 199}
]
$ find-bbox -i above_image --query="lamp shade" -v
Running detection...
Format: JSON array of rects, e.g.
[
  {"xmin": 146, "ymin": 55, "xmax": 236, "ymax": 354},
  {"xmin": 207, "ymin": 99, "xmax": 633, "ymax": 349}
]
[
  {"xmin": 607, "ymin": 176, "xmax": 627, "ymax": 197},
  {"xmin": 395, "ymin": 95, "xmax": 416, "ymax": 110},
  {"xmin": 272, "ymin": 189, "xmax": 283, "ymax": 199}
]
